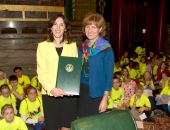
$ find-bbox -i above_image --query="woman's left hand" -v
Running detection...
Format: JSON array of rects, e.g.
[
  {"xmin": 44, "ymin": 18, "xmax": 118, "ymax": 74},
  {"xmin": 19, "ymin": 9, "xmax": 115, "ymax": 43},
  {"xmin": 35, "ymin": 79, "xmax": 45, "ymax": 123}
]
[{"xmin": 99, "ymin": 97, "xmax": 107, "ymax": 113}]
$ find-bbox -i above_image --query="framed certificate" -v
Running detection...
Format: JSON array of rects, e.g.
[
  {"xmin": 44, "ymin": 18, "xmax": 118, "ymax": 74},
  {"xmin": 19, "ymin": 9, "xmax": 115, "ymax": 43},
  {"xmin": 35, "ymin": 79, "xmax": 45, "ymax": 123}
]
[{"xmin": 56, "ymin": 56, "xmax": 82, "ymax": 95}]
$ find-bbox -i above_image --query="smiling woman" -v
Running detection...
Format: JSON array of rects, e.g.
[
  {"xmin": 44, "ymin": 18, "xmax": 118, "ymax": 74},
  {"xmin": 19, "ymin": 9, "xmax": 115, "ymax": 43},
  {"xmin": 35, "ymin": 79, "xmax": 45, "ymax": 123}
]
[
  {"xmin": 36, "ymin": 13, "xmax": 78, "ymax": 130},
  {"xmin": 78, "ymin": 12, "xmax": 114, "ymax": 118}
]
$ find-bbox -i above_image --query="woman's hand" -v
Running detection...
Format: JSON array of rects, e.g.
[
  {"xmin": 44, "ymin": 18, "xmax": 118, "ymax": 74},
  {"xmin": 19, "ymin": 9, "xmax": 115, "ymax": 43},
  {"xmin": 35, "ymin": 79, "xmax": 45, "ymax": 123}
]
[
  {"xmin": 50, "ymin": 88, "xmax": 67, "ymax": 97},
  {"xmin": 99, "ymin": 96, "xmax": 107, "ymax": 113}
]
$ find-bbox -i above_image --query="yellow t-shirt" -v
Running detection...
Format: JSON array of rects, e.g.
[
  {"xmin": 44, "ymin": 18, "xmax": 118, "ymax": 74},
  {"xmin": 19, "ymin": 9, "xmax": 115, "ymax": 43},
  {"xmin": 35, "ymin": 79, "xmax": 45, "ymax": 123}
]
[
  {"xmin": 125, "ymin": 58, "xmax": 129, "ymax": 64},
  {"xmin": 0, "ymin": 94, "xmax": 16, "ymax": 113},
  {"xmin": 151, "ymin": 65, "xmax": 158, "ymax": 75},
  {"xmin": 8, "ymin": 84, "xmax": 24, "ymax": 94},
  {"xmin": 160, "ymin": 77, "xmax": 170, "ymax": 88},
  {"xmin": 114, "ymin": 67, "xmax": 122, "ymax": 73},
  {"xmin": 120, "ymin": 59, "xmax": 126, "ymax": 66},
  {"xmin": 18, "ymin": 75, "xmax": 30, "ymax": 87},
  {"xmin": 20, "ymin": 97, "xmax": 43, "ymax": 119},
  {"xmin": 120, "ymin": 58, "xmax": 129, "ymax": 66},
  {"xmin": 129, "ymin": 68, "xmax": 137, "ymax": 79},
  {"xmin": 130, "ymin": 94, "xmax": 151, "ymax": 108},
  {"xmin": 107, "ymin": 87, "xmax": 124, "ymax": 109},
  {"xmin": 139, "ymin": 63, "xmax": 146, "ymax": 76},
  {"xmin": 135, "ymin": 69, "xmax": 140, "ymax": 78},
  {"xmin": 135, "ymin": 46, "xmax": 143, "ymax": 60},
  {"xmin": 31, "ymin": 76, "xmax": 41, "ymax": 90},
  {"xmin": 130, "ymin": 58, "xmax": 140, "ymax": 63},
  {"xmin": 0, "ymin": 116, "xmax": 28, "ymax": 130},
  {"xmin": 126, "ymin": 66, "xmax": 130, "ymax": 72},
  {"xmin": 140, "ymin": 80, "xmax": 154, "ymax": 89},
  {"xmin": 160, "ymin": 86, "xmax": 170, "ymax": 96},
  {"xmin": 0, "ymin": 78, "xmax": 9, "ymax": 86}
]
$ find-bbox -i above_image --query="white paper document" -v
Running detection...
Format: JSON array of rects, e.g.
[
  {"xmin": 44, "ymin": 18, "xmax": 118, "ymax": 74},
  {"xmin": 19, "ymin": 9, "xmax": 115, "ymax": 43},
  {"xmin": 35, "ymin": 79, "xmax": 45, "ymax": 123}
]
[{"xmin": 139, "ymin": 113, "xmax": 147, "ymax": 120}]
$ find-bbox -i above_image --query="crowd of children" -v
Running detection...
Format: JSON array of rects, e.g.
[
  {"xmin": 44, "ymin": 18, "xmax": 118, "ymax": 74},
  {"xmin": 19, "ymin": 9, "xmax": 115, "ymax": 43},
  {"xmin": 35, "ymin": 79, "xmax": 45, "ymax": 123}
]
[
  {"xmin": 1, "ymin": 45, "xmax": 170, "ymax": 128},
  {"xmin": 109, "ymin": 46, "xmax": 170, "ymax": 122},
  {"xmin": 0, "ymin": 67, "xmax": 43, "ymax": 130}
]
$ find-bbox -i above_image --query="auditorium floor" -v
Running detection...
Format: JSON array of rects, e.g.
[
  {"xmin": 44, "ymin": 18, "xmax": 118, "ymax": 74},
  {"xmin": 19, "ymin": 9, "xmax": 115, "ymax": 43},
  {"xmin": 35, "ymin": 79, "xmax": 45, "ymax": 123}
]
[{"xmin": 138, "ymin": 113, "xmax": 170, "ymax": 130}]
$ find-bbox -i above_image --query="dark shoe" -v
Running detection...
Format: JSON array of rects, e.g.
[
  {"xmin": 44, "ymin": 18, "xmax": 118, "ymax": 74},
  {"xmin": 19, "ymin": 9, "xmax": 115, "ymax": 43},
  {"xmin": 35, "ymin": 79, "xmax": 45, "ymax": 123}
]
[
  {"xmin": 166, "ymin": 112, "xmax": 170, "ymax": 117},
  {"xmin": 154, "ymin": 109, "xmax": 163, "ymax": 116},
  {"xmin": 143, "ymin": 117, "xmax": 155, "ymax": 122}
]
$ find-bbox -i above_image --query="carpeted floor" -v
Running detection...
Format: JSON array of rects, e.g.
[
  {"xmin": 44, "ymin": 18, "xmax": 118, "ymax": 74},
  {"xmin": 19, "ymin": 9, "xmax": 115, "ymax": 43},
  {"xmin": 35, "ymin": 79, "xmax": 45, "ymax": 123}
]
[{"xmin": 138, "ymin": 113, "xmax": 170, "ymax": 130}]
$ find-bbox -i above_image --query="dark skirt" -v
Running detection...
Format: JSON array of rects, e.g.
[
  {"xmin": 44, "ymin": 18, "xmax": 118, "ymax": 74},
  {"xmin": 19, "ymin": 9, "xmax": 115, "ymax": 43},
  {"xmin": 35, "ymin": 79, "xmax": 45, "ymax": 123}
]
[
  {"xmin": 42, "ymin": 95, "xmax": 77, "ymax": 130},
  {"xmin": 78, "ymin": 83, "xmax": 102, "ymax": 118}
]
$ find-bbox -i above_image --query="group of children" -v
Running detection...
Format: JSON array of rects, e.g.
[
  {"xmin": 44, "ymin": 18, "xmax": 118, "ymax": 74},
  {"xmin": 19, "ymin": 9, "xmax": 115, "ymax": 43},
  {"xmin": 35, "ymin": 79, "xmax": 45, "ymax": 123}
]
[
  {"xmin": 0, "ymin": 67, "xmax": 44, "ymax": 130},
  {"xmin": 109, "ymin": 49, "xmax": 170, "ymax": 122}
]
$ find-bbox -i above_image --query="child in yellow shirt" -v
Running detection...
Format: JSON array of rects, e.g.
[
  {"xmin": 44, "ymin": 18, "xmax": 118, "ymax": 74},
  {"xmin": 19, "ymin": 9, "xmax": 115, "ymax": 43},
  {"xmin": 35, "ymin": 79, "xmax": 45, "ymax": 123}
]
[
  {"xmin": 0, "ymin": 84, "xmax": 17, "ymax": 117},
  {"xmin": 8, "ymin": 75, "xmax": 24, "ymax": 111},
  {"xmin": 130, "ymin": 84, "xmax": 154, "ymax": 121},
  {"xmin": 120, "ymin": 55, "xmax": 128, "ymax": 68},
  {"xmin": 0, "ymin": 104, "xmax": 27, "ymax": 130},
  {"xmin": 19, "ymin": 85, "xmax": 45, "ymax": 129},
  {"xmin": 114, "ymin": 61, "xmax": 122, "ymax": 73},
  {"xmin": 0, "ymin": 70, "xmax": 9, "ymax": 86},
  {"xmin": 107, "ymin": 77, "xmax": 124, "ymax": 110},
  {"xmin": 149, "ymin": 79, "xmax": 170, "ymax": 112}
]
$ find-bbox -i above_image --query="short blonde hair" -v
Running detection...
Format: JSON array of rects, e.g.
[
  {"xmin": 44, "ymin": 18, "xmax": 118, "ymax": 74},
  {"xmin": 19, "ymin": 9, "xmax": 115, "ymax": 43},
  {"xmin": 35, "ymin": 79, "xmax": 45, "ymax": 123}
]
[
  {"xmin": 1, "ymin": 104, "xmax": 14, "ymax": 115},
  {"xmin": 82, "ymin": 12, "xmax": 106, "ymax": 37}
]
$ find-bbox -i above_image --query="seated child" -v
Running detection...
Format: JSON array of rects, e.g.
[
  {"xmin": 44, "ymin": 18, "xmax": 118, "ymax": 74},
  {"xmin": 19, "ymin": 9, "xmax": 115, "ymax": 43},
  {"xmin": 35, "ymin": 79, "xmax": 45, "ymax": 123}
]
[
  {"xmin": 0, "ymin": 104, "xmax": 28, "ymax": 130},
  {"xmin": 19, "ymin": 85, "xmax": 45, "ymax": 130},
  {"xmin": 159, "ymin": 70, "xmax": 170, "ymax": 88},
  {"xmin": 139, "ymin": 56, "xmax": 146, "ymax": 77},
  {"xmin": 8, "ymin": 75, "xmax": 24, "ymax": 111},
  {"xmin": 121, "ymin": 68, "xmax": 136, "ymax": 107},
  {"xmin": 0, "ymin": 84, "xmax": 17, "ymax": 117},
  {"xmin": 149, "ymin": 78, "xmax": 170, "ymax": 112},
  {"xmin": 129, "ymin": 62, "xmax": 138, "ymax": 80},
  {"xmin": 130, "ymin": 84, "xmax": 153, "ymax": 121},
  {"xmin": 0, "ymin": 70, "xmax": 9, "ymax": 86},
  {"xmin": 30, "ymin": 75, "xmax": 42, "ymax": 97},
  {"xmin": 107, "ymin": 77, "xmax": 124, "ymax": 110},
  {"xmin": 140, "ymin": 71, "xmax": 155, "ymax": 97},
  {"xmin": 114, "ymin": 60, "xmax": 122, "ymax": 73},
  {"xmin": 133, "ymin": 62, "xmax": 140, "ymax": 81},
  {"xmin": 124, "ymin": 51, "xmax": 129, "ymax": 65},
  {"xmin": 120, "ymin": 55, "xmax": 128, "ymax": 68},
  {"xmin": 114, "ymin": 72, "xmax": 122, "ymax": 83},
  {"xmin": 130, "ymin": 52, "xmax": 140, "ymax": 63},
  {"xmin": 13, "ymin": 66, "xmax": 30, "ymax": 88}
]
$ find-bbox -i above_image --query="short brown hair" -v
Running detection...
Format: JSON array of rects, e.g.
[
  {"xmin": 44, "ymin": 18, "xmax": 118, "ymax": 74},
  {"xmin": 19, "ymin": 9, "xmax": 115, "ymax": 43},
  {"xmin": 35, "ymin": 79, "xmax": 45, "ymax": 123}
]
[
  {"xmin": 0, "ymin": 84, "xmax": 10, "ymax": 93},
  {"xmin": 1, "ymin": 104, "xmax": 14, "ymax": 115},
  {"xmin": 135, "ymin": 84, "xmax": 144, "ymax": 92},
  {"xmin": 24, "ymin": 85, "xmax": 37, "ymax": 95},
  {"xmin": 82, "ymin": 12, "xmax": 106, "ymax": 37}
]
